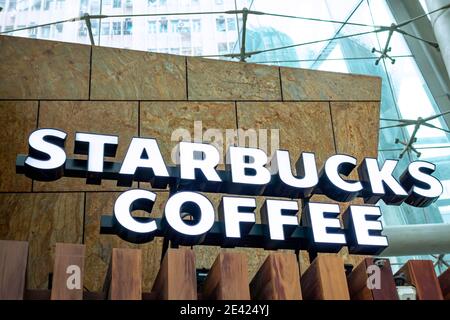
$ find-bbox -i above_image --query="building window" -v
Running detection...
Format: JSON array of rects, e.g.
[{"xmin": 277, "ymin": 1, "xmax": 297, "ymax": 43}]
[
  {"xmin": 101, "ymin": 22, "xmax": 110, "ymax": 35},
  {"xmin": 123, "ymin": 18, "xmax": 132, "ymax": 35},
  {"xmin": 125, "ymin": 0, "xmax": 132, "ymax": 8},
  {"xmin": 215, "ymin": 0, "xmax": 223, "ymax": 4},
  {"xmin": 148, "ymin": 0, "xmax": 157, "ymax": 5},
  {"xmin": 160, "ymin": 0, "xmax": 167, "ymax": 5},
  {"xmin": 55, "ymin": 23, "xmax": 63, "ymax": 33},
  {"xmin": 32, "ymin": 1, "xmax": 41, "ymax": 10},
  {"xmin": 216, "ymin": 17, "xmax": 226, "ymax": 32},
  {"xmin": 148, "ymin": 21, "xmax": 157, "ymax": 33},
  {"xmin": 8, "ymin": 0, "xmax": 17, "ymax": 11},
  {"xmin": 193, "ymin": 47, "xmax": 202, "ymax": 56},
  {"xmin": 159, "ymin": 48, "xmax": 169, "ymax": 54},
  {"xmin": 178, "ymin": 19, "xmax": 190, "ymax": 33},
  {"xmin": 159, "ymin": 19, "xmax": 168, "ymax": 33},
  {"xmin": 192, "ymin": 19, "xmax": 201, "ymax": 32},
  {"xmin": 170, "ymin": 20, "xmax": 179, "ymax": 33},
  {"xmin": 91, "ymin": 20, "xmax": 99, "ymax": 36},
  {"xmin": 170, "ymin": 48, "xmax": 180, "ymax": 55},
  {"xmin": 79, "ymin": 0, "xmax": 88, "ymax": 14},
  {"xmin": 113, "ymin": 0, "xmax": 121, "ymax": 8},
  {"xmin": 56, "ymin": 0, "xmax": 65, "ymax": 9},
  {"xmin": 218, "ymin": 42, "xmax": 227, "ymax": 54},
  {"xmin": 41, "ymin": 25, "xmax": 51, "ymax": 38},
  {"xmin": 78, "ymin": 23, "xmax": 87, "ymax": 36},
  {"xmin": 227, "ymin": 18, "xmax": 236, "ymax": 31},
  {"xmin": 43, "ymin": 0, "xmax": 53, "ymax": 10},
  {"xmin": 112, "ymin": 21, "xmax": 121, "ymax": 35},
  {"xmin": 28, "ymin": 23, "xmax": 37, "ymax": 37},
  {"xmin": 181, "ymin": 47, "xmax": 192, "ymax": 56}
]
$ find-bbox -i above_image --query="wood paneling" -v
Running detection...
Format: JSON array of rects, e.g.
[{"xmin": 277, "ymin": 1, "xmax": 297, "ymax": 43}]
[
  {"xmin": 396, "ymin": 260, "xmax": 443, "ymax": 300},
  {"xmin": 347, "ymin": 258, "xmax": 398, "ymax": 300},
  {"xmin": 438, "ymin": 267, "xmax": 450, "ymax": 300},
  {"xmin": 250, "ymin": 252, "xmax": 302, "ymax": 300},
  {"xmin": 203, "ymin": 252, "xmax": 250, "ymax": 300},
  {"xmin": 0, "ymin": 240, "xmax": 28, "ymax": 300},
  {"xmin": 152, "ymin": 248, "xmax": 197, "ymax": 300},
  {"xmin": 108, "ymin": 248, "xmax": 142, "ymax": 300},
  {"xmin": 50, "ymin": 243, "xmax": 85, "ymax": 300},
  {"xmin": 84, "ymin": 192, "xmax": 164, "ymax": 292},
  {"xmin": 301, "ymin": 255, "xmax": 350, "ymax": 300}
]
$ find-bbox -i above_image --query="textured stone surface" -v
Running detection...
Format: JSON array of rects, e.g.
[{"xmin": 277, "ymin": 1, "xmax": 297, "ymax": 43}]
[
  {"xmin": 236, "ymin": 102, "xmax": 336, "ymax": 168},
  {"xmin": 0, "ymin": 193, "xmax": 84, "ymax": 289},
  {"xmin": 140, "ymin": 101, "xmax": 236, "ymax": 171},
  {"xmin": 187, "ymin": 58, "xmax": 281, "ymax": 100},
  {"xmin": 0, "ymin": 36, "xmax": 90, "ymax": 99},
  {"xmin": 330, "ymin": 102, "xmax": 380, "ymax": 180},
  {"xmin": 84, "ymin": 192, "xmax": 167, "ymax": 292},
  {"xmin": 281, "ymin": 67, "xmax": 381, "ymax": 101},
  {"xmin": 33, "ymin": 101, "xmax": 138, "ymax": 191},
  {"xmin": 0, "ymin": 101, "xmax": 37, "ymax": 192},
  {"xmin": 194, "ymin": 194, "xmax": 298, "ymax": 280},
  {"xmin": 91, "ymin": 46, "xmax": 186, "ymax": 100}
]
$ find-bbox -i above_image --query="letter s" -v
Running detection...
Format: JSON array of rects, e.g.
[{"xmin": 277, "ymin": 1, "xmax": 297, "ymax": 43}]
[{"xmin": 24, "ymin": 128, "xmax": 67, "ymax": 181}]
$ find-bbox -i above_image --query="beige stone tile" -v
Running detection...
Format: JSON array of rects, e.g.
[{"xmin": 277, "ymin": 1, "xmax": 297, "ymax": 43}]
[
  {"xmin": 91, "ymin": 47, "xmax": 186, "ymax": 100},
  {"xmin": 0, "ymin": 101, "xmax": 37, "ymax": 192},
  {"xmin": 0, "ymin": 193, "xmax": 84, "ymax": 289},
  {"xmin": 281, "ymin": 67, "xmax": 381, "ymax": 101},
  {"xmin": 140, "ymin": 101, "xmax": 236, "ymax": 171},
  {"xmin": 237, "ymin": 102, "xmax": 336, "ymax": 168},
  {"xmin": 84, "ymin": 191, "xmax": 168, "ymax": 292},
  {"xmin": 330, "ymin": 101, "xmax": 380, "ymax": 180},
  {"xmin": 34, "ymin": 101, "xmax": 138, "ymax": 191},
  {"xmin": 187, "ymin": 57, "xmax": 281, "ymax": 100},
  {"xmin": 0, "ymin": 35, "xmax": 90, "ymax": 99}
]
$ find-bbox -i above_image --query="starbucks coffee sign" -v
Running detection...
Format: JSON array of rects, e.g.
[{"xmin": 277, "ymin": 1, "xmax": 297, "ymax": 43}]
[{"xmin": 16, "ymin": 129, "xmax": 443, "ymax": 255}]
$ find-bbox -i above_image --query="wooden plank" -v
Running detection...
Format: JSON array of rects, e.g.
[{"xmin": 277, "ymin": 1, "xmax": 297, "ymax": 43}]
[
  {"xmin": 301, "ymin": 255, "xmax": 350, "ymax": 300},
  {"xmin": 347, "ymin": 258, "xmax": 398, "ymax": 300},
  {"xmin": 438, "ymin": 267, "xmax": 450, "ymax": 300},
  {"xmin": 0, "ymin": 240, "xmax": 28, "ymax": 300},
  {"xmin": 202, "ymin": 251, "xmax": 250, "ymax": 300},
  {"xmin": 109, "ymin": 248, "xmax": 142, "ymax": 300},
  {"xmin": 152, "ymin": 248, "xmax": 197, "ymax": 300},
  {"xmin": 50, "ymin": 243, "xmax": 85, "ymax": 300},
  {"xmin": 250, "ymin": 252, "xmax": 302, "ymax": 300},
  {"xmin": 395, "ymin": 260, "xmax": 443, "ymax": 300}
]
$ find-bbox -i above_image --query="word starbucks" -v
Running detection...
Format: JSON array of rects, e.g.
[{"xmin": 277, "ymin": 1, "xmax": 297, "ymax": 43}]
[{"xmin": 16, "ymin": 129, "xmax": 443, "ymax": 254}]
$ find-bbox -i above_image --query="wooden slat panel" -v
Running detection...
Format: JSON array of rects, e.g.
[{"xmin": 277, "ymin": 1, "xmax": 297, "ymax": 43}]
[
  {"xmin": 50, "ymin": 243, "xmax": 85, "ymax": 300},
  {"xmin": 396, "ymin": 260, "xmax": 443, "ymax": 300},
  {"xmin": 250, "ymin": 252, "xmax": 302, "ymax": 300},
  {"xmin": 202, "ymin": 252, "xmax": 250, "ymax": 300},
  {"xmin": 152, "ymin": 248, "xmax": 197, "ymax": 300},
  {"xmin": 109, "ymin": 248, "xmax": 142, "ymax": 300},
  {"xmin": 438, "ymin": 267, "xmax": 450, "ymax": 300},
  {"xmin": 347, "ymin": 258, "xmax": 398, "ymax": 300},
  {"xmin": 301, "ymin": 255, "xmax": 350, "ymax": 300},
  {"xmin": 0, "ymin": 240, "xmax": 28, "ymax": 300}
]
